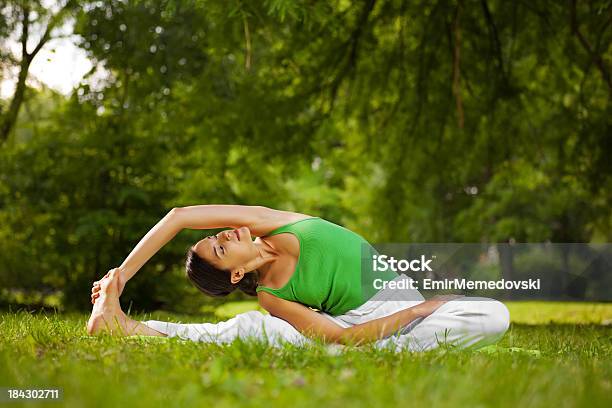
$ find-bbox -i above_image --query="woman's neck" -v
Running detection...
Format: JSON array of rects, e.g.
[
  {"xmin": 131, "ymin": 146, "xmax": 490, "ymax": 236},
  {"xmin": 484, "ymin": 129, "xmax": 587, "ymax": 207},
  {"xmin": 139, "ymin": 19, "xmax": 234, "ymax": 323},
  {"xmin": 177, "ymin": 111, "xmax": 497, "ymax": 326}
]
[{"xmin": 252, "ymin": 237, "xmax": 280, "ymax": 284}]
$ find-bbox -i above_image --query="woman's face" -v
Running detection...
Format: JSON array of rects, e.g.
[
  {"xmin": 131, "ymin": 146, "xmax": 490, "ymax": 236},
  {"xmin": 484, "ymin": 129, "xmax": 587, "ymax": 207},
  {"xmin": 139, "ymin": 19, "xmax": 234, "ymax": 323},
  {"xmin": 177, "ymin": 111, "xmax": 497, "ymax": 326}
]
[{"xmin": 192, "ymin": 226, "xmax": 255, "ymax": 271}]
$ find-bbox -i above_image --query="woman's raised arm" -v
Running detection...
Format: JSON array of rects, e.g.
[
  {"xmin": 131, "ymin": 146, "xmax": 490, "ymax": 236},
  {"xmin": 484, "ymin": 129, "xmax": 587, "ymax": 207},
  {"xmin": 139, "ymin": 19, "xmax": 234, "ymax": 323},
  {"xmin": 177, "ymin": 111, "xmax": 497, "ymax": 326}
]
[
  {"xmin": 116, "ymin": 207, "xmax": 183, "ymax": 287},
  {"xmin": 111, "ymin": 205, "xmax": 306, "ymax": 295},
  {"xmin": 171, "ymin": 204, "xmax": 309, "ymax": 235}
]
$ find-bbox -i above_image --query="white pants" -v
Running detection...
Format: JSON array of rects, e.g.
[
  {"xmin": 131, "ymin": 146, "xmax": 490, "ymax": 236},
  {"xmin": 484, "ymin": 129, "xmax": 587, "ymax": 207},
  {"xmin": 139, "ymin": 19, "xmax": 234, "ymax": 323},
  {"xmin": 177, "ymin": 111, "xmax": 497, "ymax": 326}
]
[{"xmin": 141, "ymin": 276, "xmax": 510, "ymax": 352}]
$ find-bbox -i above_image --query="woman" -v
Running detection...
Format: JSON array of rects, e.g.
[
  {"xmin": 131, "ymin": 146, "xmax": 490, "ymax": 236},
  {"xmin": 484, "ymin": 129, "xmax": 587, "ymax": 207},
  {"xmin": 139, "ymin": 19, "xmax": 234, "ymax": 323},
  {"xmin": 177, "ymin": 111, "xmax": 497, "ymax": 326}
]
[{"xmin": 88, "ymin": 205, "xmax": 510, "ymax": 349}]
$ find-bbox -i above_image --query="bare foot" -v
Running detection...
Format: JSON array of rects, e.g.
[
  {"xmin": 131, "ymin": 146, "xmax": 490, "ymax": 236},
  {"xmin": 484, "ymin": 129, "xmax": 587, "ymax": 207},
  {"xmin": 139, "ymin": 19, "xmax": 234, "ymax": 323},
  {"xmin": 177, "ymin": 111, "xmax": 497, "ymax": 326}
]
[{"xmin": 86, "ymin": 269, "xmax": 129, "ymax": 335}]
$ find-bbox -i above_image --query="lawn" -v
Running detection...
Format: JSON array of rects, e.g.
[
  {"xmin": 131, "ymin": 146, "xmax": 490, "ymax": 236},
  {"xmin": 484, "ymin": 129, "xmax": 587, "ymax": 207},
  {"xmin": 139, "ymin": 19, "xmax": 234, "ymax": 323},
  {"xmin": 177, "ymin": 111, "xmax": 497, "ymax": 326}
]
[{"xmin": 0, "ymin": 302, "xmax": 610, "ymax": 408}]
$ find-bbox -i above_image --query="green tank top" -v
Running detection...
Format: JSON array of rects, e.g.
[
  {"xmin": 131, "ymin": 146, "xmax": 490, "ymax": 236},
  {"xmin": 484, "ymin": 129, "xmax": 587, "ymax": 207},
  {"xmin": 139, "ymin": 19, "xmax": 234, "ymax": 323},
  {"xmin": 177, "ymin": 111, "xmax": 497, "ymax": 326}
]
[{"xmin": 255, "ymin": 217, "xmax": 397, "ymax": 316}]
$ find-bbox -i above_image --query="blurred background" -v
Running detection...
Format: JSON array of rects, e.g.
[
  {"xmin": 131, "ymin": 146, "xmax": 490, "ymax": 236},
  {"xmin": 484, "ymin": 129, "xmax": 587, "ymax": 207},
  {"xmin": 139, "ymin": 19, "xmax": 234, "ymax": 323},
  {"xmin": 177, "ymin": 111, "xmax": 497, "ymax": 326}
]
[{"xmin": 0, "ymin": 0, "xmax": 610, "ymax": 313}]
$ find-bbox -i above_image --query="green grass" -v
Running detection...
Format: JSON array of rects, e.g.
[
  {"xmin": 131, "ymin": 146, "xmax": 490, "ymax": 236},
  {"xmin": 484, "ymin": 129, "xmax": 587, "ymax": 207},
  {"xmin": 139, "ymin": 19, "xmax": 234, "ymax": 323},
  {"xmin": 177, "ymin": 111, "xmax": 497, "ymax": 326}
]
[{"xmin": 0, "ymin": 303, "xmax": 610, "ymax": 408}]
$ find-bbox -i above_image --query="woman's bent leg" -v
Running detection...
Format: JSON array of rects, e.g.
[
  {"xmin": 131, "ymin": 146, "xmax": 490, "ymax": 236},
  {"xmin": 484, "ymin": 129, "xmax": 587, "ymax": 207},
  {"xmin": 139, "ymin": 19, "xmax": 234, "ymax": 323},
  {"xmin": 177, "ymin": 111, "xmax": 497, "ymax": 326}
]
[{"xmin": 377, "ymin": 297, "xmax": 510, "ymax": 351}]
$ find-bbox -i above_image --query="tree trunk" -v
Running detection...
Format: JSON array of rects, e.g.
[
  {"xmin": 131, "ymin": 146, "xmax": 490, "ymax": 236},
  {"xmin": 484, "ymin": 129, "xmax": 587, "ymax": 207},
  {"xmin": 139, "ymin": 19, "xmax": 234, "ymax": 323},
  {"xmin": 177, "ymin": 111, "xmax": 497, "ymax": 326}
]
[{"xmin": 0, "ymin": 51, "xmax": 32, "ymax": 143}]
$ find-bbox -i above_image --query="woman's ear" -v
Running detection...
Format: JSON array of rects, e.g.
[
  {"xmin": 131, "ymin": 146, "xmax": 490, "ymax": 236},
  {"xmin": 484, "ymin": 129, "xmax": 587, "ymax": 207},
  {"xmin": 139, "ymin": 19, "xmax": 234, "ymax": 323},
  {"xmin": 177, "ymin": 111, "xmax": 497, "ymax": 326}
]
[{"xmin": 230, "ymin": 268, "xmax": 245, "ymax": 284}]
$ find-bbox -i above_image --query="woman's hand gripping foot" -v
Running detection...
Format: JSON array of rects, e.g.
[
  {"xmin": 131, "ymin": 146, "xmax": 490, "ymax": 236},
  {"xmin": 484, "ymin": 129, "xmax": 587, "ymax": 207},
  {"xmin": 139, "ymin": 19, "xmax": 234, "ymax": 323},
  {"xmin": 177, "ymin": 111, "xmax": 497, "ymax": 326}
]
[{"xmin": 86, "ymin": 269, "xmax": 129, "ymax": 336}]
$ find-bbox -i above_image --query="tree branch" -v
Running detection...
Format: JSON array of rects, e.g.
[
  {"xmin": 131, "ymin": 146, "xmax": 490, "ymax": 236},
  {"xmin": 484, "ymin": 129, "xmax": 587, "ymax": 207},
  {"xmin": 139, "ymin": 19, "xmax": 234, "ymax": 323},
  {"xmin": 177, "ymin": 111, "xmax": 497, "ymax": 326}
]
[
  {"xmin": 480, "ymin": 0, "xmax": 508, "ymax": 84},
  {"xmin": 20, "ymin": 4, "xmax": 30, "ymax": 60},
  {"xmin": 570, "ymin": 0, "xmax": 612, "ymax": 97},
  {"xmin": 452, "ymin": 0, "xmax": 464, "ymax": 129},
  {"xmin": 1, "ymin": 0, "xmax": 77, "ymax": 143},
  {"xmin": 30, "ymin": 0, "xmax": 77, "ymax": 59},
  {"xmin": 243, "ymin": 13, "xmax": 252, "ymax": 71},
  {"xmin": 327, "ymin": 0, "xmax": 377, "ymax": 110}
]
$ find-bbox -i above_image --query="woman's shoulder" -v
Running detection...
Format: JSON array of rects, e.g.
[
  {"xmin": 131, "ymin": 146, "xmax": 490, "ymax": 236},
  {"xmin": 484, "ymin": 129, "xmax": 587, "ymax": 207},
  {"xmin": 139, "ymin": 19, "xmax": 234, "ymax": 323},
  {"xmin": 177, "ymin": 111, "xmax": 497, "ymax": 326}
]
[
  {"xmin": 250, "ymin": 208, "xmax": 316, "ymax": 236},
  {"xmin": 281, "ymin": 212, "xmax": 316, "ymax": 224}
]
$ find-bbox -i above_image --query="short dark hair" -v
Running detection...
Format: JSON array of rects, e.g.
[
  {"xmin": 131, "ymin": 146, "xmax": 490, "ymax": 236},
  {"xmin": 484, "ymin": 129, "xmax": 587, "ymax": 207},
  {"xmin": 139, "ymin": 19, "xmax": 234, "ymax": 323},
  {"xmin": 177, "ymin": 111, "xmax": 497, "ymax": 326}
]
[{"xmin": 185, "ymin": 248, "xmax": 258, "ymax": 297}]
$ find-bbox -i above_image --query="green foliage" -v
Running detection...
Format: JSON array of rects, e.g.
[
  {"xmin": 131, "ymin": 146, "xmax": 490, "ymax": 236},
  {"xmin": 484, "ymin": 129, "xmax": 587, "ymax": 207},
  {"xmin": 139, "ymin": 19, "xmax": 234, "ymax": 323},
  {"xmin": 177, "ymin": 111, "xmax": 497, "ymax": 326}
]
[{"xmin": 0, "ymin": 0, "xmax": 611, "ymax": 310}]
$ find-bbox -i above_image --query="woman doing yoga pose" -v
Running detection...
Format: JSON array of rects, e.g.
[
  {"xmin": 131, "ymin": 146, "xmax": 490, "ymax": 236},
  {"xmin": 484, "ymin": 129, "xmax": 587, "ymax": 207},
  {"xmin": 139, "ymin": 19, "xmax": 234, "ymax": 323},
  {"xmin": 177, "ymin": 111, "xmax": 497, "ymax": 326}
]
[{"xmin": 88, "ymin": 205, "xmax": 509, "ymax": 349}]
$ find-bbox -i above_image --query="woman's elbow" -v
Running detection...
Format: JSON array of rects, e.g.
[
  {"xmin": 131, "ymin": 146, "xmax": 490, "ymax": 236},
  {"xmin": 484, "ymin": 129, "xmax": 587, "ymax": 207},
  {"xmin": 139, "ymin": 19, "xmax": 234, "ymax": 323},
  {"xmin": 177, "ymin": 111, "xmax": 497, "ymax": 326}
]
[
  {"xmin": 332, "ymin": 327, "xmax": 374, "ymax": 346},
  {"xmin": 304, "ymin": 328, "xmax": 346, "ymax": 345},
  {"xmin": 167, "ymin": 207, "xmax": 183, "ymax": 221},
  {"xmin": 328, "ymin": 328, "xmax": 353, "ymax": 345}
]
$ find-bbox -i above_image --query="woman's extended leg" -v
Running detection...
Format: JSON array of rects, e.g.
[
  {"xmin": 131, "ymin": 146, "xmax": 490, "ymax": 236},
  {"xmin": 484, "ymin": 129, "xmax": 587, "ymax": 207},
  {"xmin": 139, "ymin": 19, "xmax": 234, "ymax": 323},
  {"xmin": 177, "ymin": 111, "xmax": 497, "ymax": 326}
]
[
  {"xmin": 139, "ymin": 310, "xmax": 308, "ymax": 346},
  {"xmin": 86, "ymin": 269, "xmax": 308, "ymax": 345}
]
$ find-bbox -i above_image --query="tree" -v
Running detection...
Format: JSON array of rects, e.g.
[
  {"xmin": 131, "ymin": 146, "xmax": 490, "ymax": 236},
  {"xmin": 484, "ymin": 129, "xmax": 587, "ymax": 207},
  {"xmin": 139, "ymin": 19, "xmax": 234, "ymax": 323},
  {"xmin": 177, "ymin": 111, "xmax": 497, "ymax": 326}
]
[
  {"xmin": 0, "ymin": 0, "xmax": 78, "ymax": 143},
  {"xmin": 1, "ymin": 0, "xmax": 611, "ymax": 310}
]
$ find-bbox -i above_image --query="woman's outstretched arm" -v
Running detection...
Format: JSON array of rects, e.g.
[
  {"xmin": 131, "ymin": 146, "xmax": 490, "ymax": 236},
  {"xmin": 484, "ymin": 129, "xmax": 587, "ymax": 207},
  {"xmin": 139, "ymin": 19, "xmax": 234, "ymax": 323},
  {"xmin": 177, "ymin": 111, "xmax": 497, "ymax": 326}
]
[
  {"xmin": 115, "ymin": 207, "xmax": 183, "ymax": 289},
  {"xmin": 258, "ymin": 291, "xmax": 455, "ymax": 346},
  {"xmin": 98, "ymin": 205, "xmax": 308, "ymax": 298}
]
